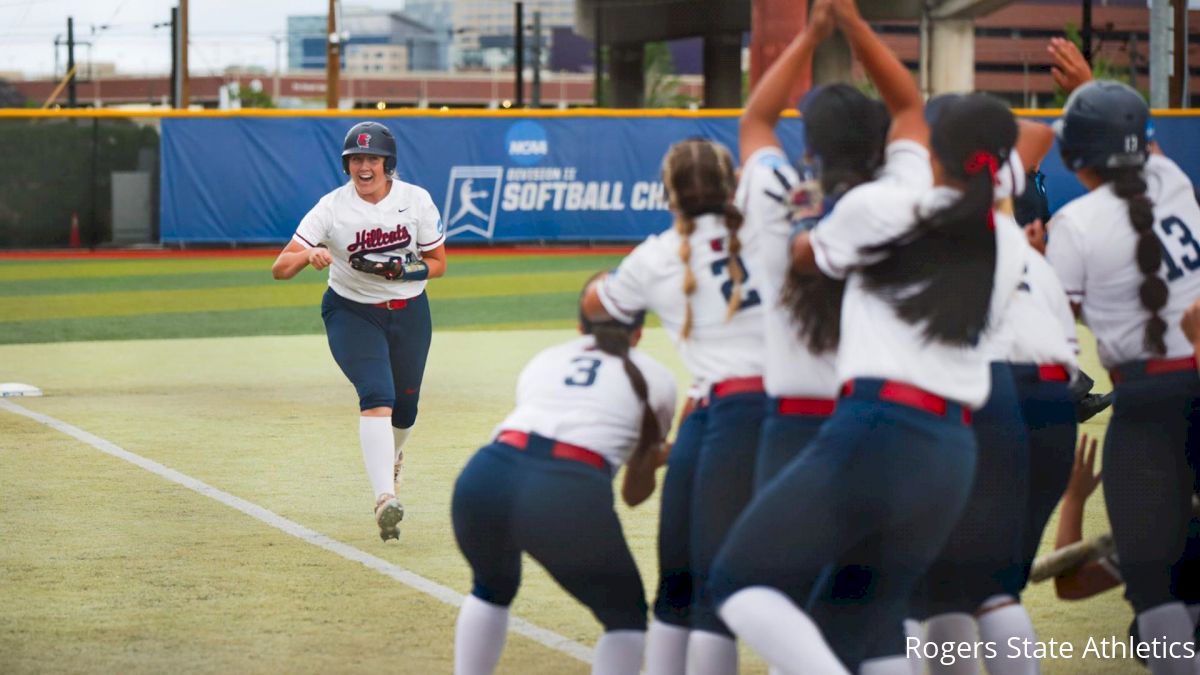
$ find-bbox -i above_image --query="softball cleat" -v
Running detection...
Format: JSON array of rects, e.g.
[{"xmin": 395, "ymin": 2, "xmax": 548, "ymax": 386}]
[{"xmin": 374, "ymin": 494, "xmax": 405, "ymax": 542}]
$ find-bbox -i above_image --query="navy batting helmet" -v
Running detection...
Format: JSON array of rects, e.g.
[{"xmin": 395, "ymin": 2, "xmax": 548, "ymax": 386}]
[
  {"xmin": 342, "ymin": 121, "xmax": 397, "ymax": 175},
  {"xmin": 1055, "ymin": 80, "xmax": 1148, "ymax": 172}
]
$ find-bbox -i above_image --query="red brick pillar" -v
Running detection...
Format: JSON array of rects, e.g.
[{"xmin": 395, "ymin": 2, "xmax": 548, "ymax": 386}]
[{"xmin": 749, "ymin": 0, "xmax": 810, "ymax": 103}]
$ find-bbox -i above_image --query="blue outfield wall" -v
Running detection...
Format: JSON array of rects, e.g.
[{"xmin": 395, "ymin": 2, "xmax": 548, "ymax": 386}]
[{"xmin": 159, "ymin": 114, "xmax": 1200, "ymax": 244}]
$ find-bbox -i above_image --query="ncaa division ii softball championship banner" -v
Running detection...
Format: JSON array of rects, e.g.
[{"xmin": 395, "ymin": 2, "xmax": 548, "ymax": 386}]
[
  {"xmin": 154, "ymin": 114, "xmax": 801, "ymax": 242},
  {"xmin": 159, "ymin": 113, "xmax": 1200, "ymax": 244},
  {"xmin": 159, "ymin": 115, "xmax": 806, "ymax": 243}
]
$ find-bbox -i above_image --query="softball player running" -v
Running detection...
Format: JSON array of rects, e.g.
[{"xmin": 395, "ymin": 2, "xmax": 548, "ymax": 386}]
[
  {"xmin": 1047, "ymin": 80, "xmax": 1200, "ymax": 675},
  {"xmin": 271, "ymin": 121, "xmax": 446, "ymax": 541},
  {"xmin": 581, "ymin": 138, "xmax": 766, "ymax": 675},
  {"xmin": 708, "ymin": 2, "xmax": 1027, "ymax": 671},
  {"xmin": 450, "ymin": 279, "xmax": 676, "ymax": 675}
]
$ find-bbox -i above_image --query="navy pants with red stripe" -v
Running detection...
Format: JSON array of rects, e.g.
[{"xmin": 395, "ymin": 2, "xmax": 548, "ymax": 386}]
[
  {"xmin": 452, "ymin": 438, "xmax": 647, "ymax": 631},
  {"xmin": 710, "ymin": 379, "xmax": 977, "ymax": 668},
  {"xmin": 754, "ymin": 401, "xmax": 831, "ymax": 491},
  {"xmin": 321, "ymin": 287, "xmax": 431, "ymax": 428}
]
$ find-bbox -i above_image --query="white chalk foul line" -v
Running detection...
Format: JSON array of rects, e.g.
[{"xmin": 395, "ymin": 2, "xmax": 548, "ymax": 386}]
[{"xmin": 0, "ymin": 399, "xmax": 593, "ymax": 665}]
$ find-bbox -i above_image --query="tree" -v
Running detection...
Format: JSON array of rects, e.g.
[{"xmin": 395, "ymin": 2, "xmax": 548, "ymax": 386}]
[{"xmin": 643, "ymin": 42, "xmax": 698, "ymax": 108}]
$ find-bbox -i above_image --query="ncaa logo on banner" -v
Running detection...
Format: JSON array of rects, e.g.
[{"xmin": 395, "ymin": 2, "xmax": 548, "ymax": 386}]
[
  {"xmin": 505, "ymin": 121, "xmax": 548, "ymax": 166},
  {"xmin": 444, "ymin": 166, "xmax": 503, "ymax": 239}
]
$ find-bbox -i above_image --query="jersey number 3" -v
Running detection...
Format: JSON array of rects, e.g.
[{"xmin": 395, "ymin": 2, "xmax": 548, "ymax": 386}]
[
  {"xmin": 1159, "ymin": 216, "xmax": 1200, "ymax": 281},
  {"xmin": 564, "ymin": 357, "xmax": 602, "ymax": 387}
]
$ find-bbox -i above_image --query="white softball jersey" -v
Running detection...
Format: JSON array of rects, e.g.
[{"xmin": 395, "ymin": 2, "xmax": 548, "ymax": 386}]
[
  {"xmin": 292, "ymin": 178, "xmax": 446, "ymax": 304},
  {"xmin": 735, "ymin": 145, "xmax": 840, "ymax": 399},
  {"xmin": 598, "ymin": 214, "xmax": 766, "ymax": 392},
  {"xmin": 1046, "ymin": 154, "xmax": 1200, "ymax": 368},
  {"xmin": 810, "ymin": 141, "xmax": 1026, "ymax": 410},
  {"xmin": 495, "ymin": 335, "xmax": 679, "ymax": 468},
  {"xmin": 1004, "ymin": 234, "xmax": 1080, "ymax": 370}
]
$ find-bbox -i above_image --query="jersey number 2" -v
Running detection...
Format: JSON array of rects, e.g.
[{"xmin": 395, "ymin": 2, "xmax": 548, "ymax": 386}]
[
  {"xmin": 564, "ymin": 357, "xmax": 602, "ymax": 387},
  {"xmin": 711, "ymin": 256, "xmax": 762, "ymax": 310},
  {"xmin": 1159, "ymin": 216, "xmax": 1200, "ymax": 281}
]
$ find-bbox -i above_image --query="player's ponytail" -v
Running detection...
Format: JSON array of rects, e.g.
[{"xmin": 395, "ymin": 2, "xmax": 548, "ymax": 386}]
[
  {"xmin": 782, "ymin": 86, "xmax": 889, "ymax": 353},
  {"xmin": 859, "ymin": 93, "xmax": 1012, "ymax": 347},
  {"xmin": 1097, "ymin": 166, "xmax": 1167, "ymax": 354},
  {"xmin": 590, "ymin": 321, "xmax": 662, "ymax": 469},
  {"xmin": 662, "ymin": 138, "xmax": 741, "ymax": 337},
  {"xmin": 723, "ymin": 201, "xmax": 746, "ymax": 320}
]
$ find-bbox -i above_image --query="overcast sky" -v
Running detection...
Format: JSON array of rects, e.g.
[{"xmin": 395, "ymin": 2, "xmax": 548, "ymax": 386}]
[{"xmin": 0, "ymin": 0, "xmax": 406, "ymax": 79}]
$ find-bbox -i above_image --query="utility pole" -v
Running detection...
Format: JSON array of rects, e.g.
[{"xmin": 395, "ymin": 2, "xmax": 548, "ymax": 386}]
[
  {"xmin": 593, "ymin": 5, "xmax": 603, "ymax": 106},
  {"xmin": 1081, "ymin": 0, "xmax": 1092, "ymax": 64},
  {"xmin": 326, "ymin": 0, "xmax": 340, "ymax": 109},
  {"xmin": 66, "ymin": 17, "xmax": 76, "ymax": 107},
  {"xmin": 169, "ymin": 7, "xmax": 179, "ymax": 107},
  {"xmin": 272, "ymin": 35, "xmax": 284, "ymax": 100},
  {"xmin": 179, "ymin": 0, "xmax": 189, "ymax": 107},
  {"xmin": 1170, "ymin": 0, "xmax": 1188, "ymax": 107},
  {"xmin": 531, "ymin": 10, "xmax": 542, "ymax": 107},
  {"xmin": 1150, "ymin": 0, "xmax": 1169, "ymax": 107},
  {"xmin": 514, "ymin": 2, "xmax": 524, "ymax": 107}
]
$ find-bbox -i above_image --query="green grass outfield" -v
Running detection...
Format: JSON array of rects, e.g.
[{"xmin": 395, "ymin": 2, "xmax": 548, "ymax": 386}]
[{"xmin": 0, "ymin": 252, "xmax": 1140, "ymax": 674}]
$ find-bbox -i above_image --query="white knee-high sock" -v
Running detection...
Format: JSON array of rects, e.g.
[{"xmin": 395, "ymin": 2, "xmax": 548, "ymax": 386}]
[
  {"xmin": 685, "ymin": 631, "xmax": 737, "ymax": 675},
  {"xmin": 393, "ymin": 425, "xmax": 412, "ymax": 464},
  {"xmin": 1137, "ymin": 602, "xmax": 1197, "ymax": 675},
  {"xmin": 360, "ymin": 416, "xmax": 396, "ymax": 499},
  {"xmin": 645, "ymin": 620, "xmax": 688, "ymax": 675},
  {"xmin": 718, "ymin": 586, "xmax": 849, "ymax": 675},
  {"xmin": 454, "ymin": 595, "xmax": 509, "ymax": 675},
  {"xmin": 593, "ymin": 630, "xmax": 645, "ymax": 675},
  {"xmin": 976, "ymin": 598, "xmax": 1040, "ymax": 675},
  {"xmin": 925, "ymin": 613, "xmax": 981, "ymax": 675},
  {"xmin": 860, "ymin": 655, "xmax": 918, "ymax": 675}
]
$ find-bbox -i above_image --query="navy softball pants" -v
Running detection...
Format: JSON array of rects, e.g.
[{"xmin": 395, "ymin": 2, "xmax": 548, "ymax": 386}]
[
  {"xmin": 710, "ymin": 379, "xmax": 977, "ymax": 668},
  {"xmin": 1103, "ymin": 364, "xmax": 1200, "ymax": 613},
  {"xmin": 1010, "ymin": 364, "xmax": 1077, "ymax": 592},
  {"xmin": 753, "ymin": 401, "xmax": 831, "ymax": 491},
  {"xmin": 912, "ymin": 362, "xmax": 1031, "ymax": 618},
  {"xmin": 321, "ymin": 288, "xmax": 431, "ymax": 429},
  {"xmin": 690, "ymin": 391, "xmax": 767, "ymax": 636},
  {"xmin": 654, "ymin": 405, "xmax": 708, "ymax": 627},
  {"xmin": 451, "ymin": 437, "xmax": 648, "ymax": 631}
]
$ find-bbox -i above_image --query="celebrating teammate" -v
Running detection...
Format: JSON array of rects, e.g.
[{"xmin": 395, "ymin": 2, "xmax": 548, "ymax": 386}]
[
  {"xmin": 271, "ymin": 121, "xmax": 447, "ymax": 541},
  {"xmin": 581, "ymin": 137, "xmax": 766, "ymax": 674},
  {"xmin": 1046, "ymin": 80, "xmax": 1200, "ymax": 675},
  {"xmin": 708, "ymin": 0, "xmax": 1028, "ymax": 671},
  {"xmin": 450, "ymin": 277, "xmax": 676, "ymax": 675},
  {"xmin": 735, "ymin": 0, "xmax": 886, "ymax": 495}
]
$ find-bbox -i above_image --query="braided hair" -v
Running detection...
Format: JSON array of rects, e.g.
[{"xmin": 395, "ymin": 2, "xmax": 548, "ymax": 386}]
[
  {"xmin": 1094, "ymin": 166, "xmax": 1167, "ymax": 354},
  {"xmin": 579, "ymin": 274, "xmax": 661, "ymax": 467},
  {"xmin": 660, "ymin": 138, "xmax": 744, "ymax": 337}
]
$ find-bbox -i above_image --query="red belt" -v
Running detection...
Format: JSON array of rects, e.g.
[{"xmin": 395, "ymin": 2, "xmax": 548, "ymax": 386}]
[
  {"xmin": 1037, "ymin": 364, "xmax": 1070, "ymax": 382},
  {"xmin": 495, "ymin": 429, "xmax": 608, "ymax": 470},
  {"xmin": 841, "ymin": 380, "xmax": 972, "ymax": 425},
  {"xmin": 1110, "ymin": 356, "xmax": 1197, "ymax": 385},
  {"xmin": 372, "ymin": 299, "xmax": 408, "ymax": 310},
  {"xmin": 777, "ymin": 397, "xmax": 836, "ymax": 416},
  {"xmin": 711, "ymin": 376, "xmax": 765, "ymax": 399}
]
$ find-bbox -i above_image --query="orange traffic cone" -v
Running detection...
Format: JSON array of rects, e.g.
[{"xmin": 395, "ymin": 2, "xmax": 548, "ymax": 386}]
[{"xmin": 68, "ymin": 212, "xmax": 81, "ymax": 248}]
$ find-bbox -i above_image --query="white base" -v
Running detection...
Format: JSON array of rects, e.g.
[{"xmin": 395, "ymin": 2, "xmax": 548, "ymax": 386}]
[{"xmin": 0, "ymin": 383, "xmax": 43, "ymax": 397}]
